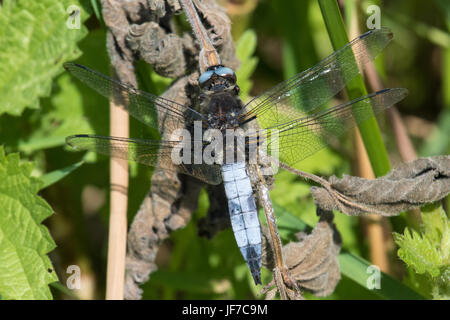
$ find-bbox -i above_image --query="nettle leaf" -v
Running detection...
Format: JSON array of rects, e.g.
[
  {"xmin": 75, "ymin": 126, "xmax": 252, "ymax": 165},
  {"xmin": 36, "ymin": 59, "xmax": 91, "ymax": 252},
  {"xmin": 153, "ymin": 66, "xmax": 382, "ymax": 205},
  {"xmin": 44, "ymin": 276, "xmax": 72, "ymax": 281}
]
[
  {"xmin": 394, "ymin": 207, "xmax": 449, "ymax": 279},
  {"xmin": 30, "ymin": 74, "xmax": 96, "ymax": 142},
  {"xmin": 0, "ymin": 147, "xmax": 57, "ymax": 300},
  {"xmin": 395, "ymin": 228, "xmax": 443, "ymax": 277},
  {"xmin": 0, "ymin": 0, "xmax": 89, "ymax": 116},
  {"xmin": 235, "ymin": 29, "xmax": 258, "ymax": 101},
  {"xmin": 24, "ymin": 29, "xmax": 110, "ymax": 153},
  {"xmin": 394, "ymin": 207, "xmax": 450, "ymax": 299}
]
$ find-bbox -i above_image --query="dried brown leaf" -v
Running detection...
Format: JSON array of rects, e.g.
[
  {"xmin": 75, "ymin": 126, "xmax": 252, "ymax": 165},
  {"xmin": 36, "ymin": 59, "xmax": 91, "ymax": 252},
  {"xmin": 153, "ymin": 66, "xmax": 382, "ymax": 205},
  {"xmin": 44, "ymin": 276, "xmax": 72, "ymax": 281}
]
[
  {"xmin": 311, "ymin": 156, "xmax": 450, "ymax": 216},
  {"xmin": 262, "ymin": 209, "xmax": 342, "ymax": 298}
]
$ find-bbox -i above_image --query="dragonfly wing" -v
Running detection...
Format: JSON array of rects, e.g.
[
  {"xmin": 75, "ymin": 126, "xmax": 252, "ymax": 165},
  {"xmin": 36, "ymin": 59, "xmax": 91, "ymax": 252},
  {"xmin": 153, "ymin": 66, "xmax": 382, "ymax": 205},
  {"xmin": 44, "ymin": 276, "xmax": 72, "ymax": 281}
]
[
  {"xmin": 66, "ymin": 135, "xmax": 223, "ymax": 185},
  {"xmin": 239, "ymin": 28, "xmax": 393, "ymax": 128},
  {"xmin": 246, "ymin": 88, "xmax": 408, "ymax": 167},
  {"xmin": 64, "ymin": 63, "xmax": 206, "ymax": 132}
]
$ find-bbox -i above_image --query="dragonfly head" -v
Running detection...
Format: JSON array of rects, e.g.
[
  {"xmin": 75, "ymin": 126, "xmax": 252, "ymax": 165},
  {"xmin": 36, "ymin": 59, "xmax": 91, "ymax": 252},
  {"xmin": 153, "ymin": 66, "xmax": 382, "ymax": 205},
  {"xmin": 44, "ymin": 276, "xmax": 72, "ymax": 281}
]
[{"xmin": 199, "ymin": 65, "xmax": 239, "ymax": 94}]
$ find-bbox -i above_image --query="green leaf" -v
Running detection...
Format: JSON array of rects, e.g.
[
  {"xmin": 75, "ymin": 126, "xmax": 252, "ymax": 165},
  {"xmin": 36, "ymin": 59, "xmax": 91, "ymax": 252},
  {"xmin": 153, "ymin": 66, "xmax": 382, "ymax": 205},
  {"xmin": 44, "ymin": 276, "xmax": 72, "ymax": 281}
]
[
  {"xmin": 39, "ymin": 161, "xmax": 84, "ymax": 190},
  {"xmin": 21, "ymin": 29, "xmax": 110, "ymax": 153},
  {"xmin": 420, "ymin": 109, "xmax": 450, "ymax": 156},
  {"xmin": 0, "ymin": 0, "xmax": 89, "ymax": 116},
  {"xmin": 235, "ymin": 29, "xmax": 259, "ymax": 101},
  {"xmin": 89, "ymin": 0, "xmax": 104, "ymax": 26},
  {"xmin": 395, "ymin": 229, "xmax": 442, "ymax": 276},
  {"xmin": 394, "ymin": 207, "xmax": 450, "ymax": 299},
  {"xmin": 394, "ymin": 208, "xmax": 449, "ymax": 277},
  {"xmin": 136, "ymin": 59, "xmax": 173, "ymax": 97},
  {"xmin": 25, "ymin": 73, "xmax": 98, "ymax": 148},
  {"xmin": 50, "ymin": 281, "xmax": 79, "ymax": 300},
  {"xmin": 0, "ymin": 146, "xmax": 57, "ymax": 300},
  {"xmin": 273, "ymin": 0, "xmax": 318, "ymax": 79},
  {"xmin": 338, "ymin": 253, "xmax": 424, "ymax": 300}
]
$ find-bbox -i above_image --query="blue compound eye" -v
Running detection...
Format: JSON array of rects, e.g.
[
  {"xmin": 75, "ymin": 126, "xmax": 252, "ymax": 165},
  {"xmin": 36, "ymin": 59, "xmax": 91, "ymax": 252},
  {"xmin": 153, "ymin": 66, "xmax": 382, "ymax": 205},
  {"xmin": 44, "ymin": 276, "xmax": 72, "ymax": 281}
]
[
  {"xmin": 199, "ymin": 70, "xmax": 214, "ymax": 84},
  {"xmin": 214, "ymin": 66, "xmax": 235, "ymax": 78}
]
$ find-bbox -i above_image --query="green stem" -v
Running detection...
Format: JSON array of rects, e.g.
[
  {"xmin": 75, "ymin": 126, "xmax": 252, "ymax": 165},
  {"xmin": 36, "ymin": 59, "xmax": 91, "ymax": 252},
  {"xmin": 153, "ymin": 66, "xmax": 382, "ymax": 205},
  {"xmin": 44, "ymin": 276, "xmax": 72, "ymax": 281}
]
[{"xmin": 318, "ymin": 0, "xmax": 391, "ymax": 177}]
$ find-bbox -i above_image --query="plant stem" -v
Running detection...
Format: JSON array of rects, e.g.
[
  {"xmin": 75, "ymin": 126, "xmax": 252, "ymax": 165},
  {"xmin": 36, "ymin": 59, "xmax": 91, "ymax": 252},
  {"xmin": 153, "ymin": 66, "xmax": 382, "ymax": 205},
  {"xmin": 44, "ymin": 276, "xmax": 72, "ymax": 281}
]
[
  {"xmin": 106, "ymin": 93, "xmax": 129, "ymax": 300},
  {"xmin": 318, "ymin": 0, "xmax": 391, "ymax": 177},
  {"xmin": 320, "ymin": 0, "xmax": 393, "ymax": 274}
]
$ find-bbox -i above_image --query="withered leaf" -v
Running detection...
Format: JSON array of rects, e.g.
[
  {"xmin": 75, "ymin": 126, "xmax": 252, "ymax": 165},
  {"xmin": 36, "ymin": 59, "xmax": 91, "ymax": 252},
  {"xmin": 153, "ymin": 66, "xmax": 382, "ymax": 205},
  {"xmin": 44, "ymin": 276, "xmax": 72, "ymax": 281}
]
[
  {"xmin": 262, "ymin": 209, "xmax": 342, "ymax": 298},
  {"xmin": 127, "ymin": 22, "xmax": 187, "ymax": 78},
  {"xmin": 311, "ymin": 156, "xmax": 450, "ymax": 216}
]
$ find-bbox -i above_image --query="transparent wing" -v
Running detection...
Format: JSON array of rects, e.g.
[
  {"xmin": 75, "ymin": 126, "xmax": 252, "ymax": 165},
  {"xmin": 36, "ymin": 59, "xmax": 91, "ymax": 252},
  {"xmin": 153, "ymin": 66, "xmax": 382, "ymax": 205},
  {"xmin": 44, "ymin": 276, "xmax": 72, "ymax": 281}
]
[
  {"xmin": 238, "ymin": 28, "xmax": 393, "ymax": 128},
  {"xmin": 66, "ymin": 135, "xmax": 222, "ymax": 185},
  {"xmin": 246, "ymin": 88, "xmax": 408, "ymax": 167},
  {"xmin": 64, "ymin": 63, "xmax": 206, "ymax": 132}
]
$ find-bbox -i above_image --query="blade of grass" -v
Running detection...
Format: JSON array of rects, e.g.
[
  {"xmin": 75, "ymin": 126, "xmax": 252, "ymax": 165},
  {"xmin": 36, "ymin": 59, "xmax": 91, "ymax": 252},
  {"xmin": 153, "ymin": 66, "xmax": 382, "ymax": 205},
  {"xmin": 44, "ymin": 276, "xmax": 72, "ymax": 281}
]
[
  {"xmin": 90, "ymin": 0, "xmax": 105, "ymax": 27},
  {"xmin": 268, "ymin": 203, "xmax": 424, "ymax": 299},
  {"xmin": 339, "ymin": 253, "xmax": 424, "ymax": 300},
  {"xmin": 50, "ymin": 281, "xmax": 80, "ymax": 300},
  {"xmin": 318, "ymin": 0, "xmax": 391, "ymax": 177},
  {"xmin": 39, "ymin": 160, "xmax": 84, "ymax": 190},
  {"xmin": 274, "ymin": 0, "xmax": 318, "ymax": 79}
]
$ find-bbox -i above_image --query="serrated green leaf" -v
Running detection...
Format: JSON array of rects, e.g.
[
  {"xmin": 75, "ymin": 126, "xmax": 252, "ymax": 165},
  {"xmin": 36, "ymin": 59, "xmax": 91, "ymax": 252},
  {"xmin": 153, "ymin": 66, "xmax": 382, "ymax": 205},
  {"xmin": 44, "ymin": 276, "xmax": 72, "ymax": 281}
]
[
  {"xmin": 394, "ymin": 208, "xmax": 449, "ymax": 278},
  {"xmin": 0, "ymin": 0, "xmax": 89, "ymax": 116},
  {"xmin": 394, "ymin": 229, "xmax": 442, "ymax": 277},
  {"xmin": 0, "ymin": 146, "xmax": 57, "ymax": 300},
  {"xmin": 394, "ymin": 207, "xmax": 450, "ymax": 298},
  {"xmin": 26, "ymin": 74, "xmax": 96, "ymax": 145},
  {"xmin": 21, "ymin": 29, "xmax": 110, "ymax": 153}
]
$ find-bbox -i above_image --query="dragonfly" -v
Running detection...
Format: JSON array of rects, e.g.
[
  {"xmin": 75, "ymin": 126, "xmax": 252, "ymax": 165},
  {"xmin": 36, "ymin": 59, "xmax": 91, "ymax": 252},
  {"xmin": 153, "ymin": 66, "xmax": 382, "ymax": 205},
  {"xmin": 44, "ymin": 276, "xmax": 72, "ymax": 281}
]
[{"xmin": 65, "ymin": 27, "xmax": 408, "ymax": 285}]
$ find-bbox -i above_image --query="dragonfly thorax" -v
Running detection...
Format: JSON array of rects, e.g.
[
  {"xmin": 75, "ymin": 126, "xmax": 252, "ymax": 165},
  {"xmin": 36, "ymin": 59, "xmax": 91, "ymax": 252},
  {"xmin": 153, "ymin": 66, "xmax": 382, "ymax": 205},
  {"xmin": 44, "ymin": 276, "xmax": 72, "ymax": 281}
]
[{"xmin": 202, "ymin": 90, "xmax": 243, "ymax": 130}]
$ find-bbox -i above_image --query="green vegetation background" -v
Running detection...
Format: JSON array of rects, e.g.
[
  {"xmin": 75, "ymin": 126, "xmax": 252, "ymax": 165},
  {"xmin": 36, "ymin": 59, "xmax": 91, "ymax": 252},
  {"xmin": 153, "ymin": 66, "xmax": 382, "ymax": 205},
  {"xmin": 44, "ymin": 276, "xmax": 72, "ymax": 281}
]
[{"xmin": 0, "ymin": 0, "xmax": 448, "ymax": 299}]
